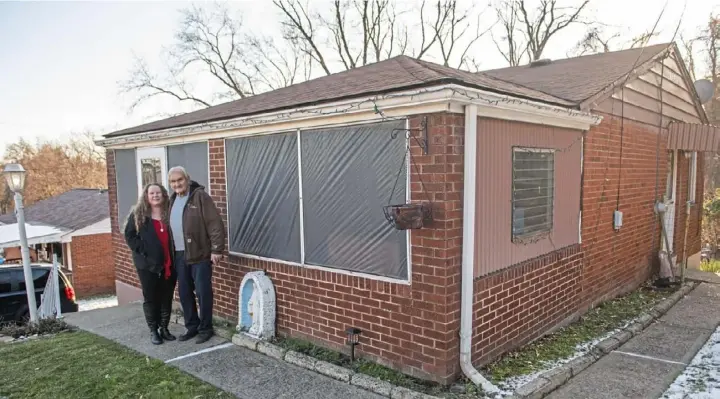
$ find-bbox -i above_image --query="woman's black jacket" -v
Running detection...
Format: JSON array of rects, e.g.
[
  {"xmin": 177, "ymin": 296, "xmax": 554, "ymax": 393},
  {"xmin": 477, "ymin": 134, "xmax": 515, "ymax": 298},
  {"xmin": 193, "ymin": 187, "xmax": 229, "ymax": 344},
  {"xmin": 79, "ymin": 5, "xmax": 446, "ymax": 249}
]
[{"xmin": 124, "ymin": 213, "xmax": 176, "ymax": 275}]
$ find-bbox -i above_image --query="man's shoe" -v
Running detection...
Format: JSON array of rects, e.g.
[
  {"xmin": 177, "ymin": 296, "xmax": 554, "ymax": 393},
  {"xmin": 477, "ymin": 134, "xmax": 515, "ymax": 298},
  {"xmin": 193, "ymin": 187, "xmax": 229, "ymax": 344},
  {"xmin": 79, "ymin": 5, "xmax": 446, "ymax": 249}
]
[
  {"xmin": 160, "ymin": 328, "xmax": 176, "ymax": 341},
  {"xmin": 195, "ymin": 331, "xmax": 214, "ymax": 344},
  {"xmin": 178, "ymin": 330, "xmax": 198, "ymax": 342},
  {"xmin": 151, "ymin": 329, "xmax": 163, "ymax": 345}
]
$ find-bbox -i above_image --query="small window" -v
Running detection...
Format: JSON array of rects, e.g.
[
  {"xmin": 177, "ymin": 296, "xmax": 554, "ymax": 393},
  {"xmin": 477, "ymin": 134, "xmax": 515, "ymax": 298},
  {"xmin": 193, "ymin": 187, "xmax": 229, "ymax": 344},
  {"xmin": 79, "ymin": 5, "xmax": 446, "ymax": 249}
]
[{"xmin": 512, "ymin": 148, "xmax": 555, "ymax": 239}]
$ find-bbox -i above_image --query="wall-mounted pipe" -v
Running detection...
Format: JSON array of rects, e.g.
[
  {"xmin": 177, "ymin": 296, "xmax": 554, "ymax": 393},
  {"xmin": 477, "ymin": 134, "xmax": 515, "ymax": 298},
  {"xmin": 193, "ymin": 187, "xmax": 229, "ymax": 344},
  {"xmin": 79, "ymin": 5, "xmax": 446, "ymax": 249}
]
[{"xmin": 460, "ymin": 104, "xmax": 500, "ymax": 395}]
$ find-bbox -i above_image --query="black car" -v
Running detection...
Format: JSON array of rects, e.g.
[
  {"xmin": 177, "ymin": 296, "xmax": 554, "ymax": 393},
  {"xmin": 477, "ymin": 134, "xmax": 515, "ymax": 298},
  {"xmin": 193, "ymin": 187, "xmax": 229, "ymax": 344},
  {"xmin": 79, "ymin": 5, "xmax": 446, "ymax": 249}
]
[{"xmin": 0, "ymin": 263, "xmax": 79, "ymax": 322}]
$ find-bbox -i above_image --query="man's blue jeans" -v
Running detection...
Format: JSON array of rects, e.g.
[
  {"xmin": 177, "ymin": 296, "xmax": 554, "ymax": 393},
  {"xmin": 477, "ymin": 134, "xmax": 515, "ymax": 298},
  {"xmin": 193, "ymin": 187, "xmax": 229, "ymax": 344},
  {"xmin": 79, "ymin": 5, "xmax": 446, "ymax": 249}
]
[{"xmin": 175, "ymin": 251, "xmax": 214, "ymax": 334}]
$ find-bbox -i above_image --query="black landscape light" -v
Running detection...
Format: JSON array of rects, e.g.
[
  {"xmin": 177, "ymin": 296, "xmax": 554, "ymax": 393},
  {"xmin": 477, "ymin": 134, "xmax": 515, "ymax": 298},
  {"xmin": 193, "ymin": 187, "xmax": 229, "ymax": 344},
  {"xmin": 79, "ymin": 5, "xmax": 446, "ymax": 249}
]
[{"xmin": 345, "ymin": 327, "xmax": 362, "ymax": 362}]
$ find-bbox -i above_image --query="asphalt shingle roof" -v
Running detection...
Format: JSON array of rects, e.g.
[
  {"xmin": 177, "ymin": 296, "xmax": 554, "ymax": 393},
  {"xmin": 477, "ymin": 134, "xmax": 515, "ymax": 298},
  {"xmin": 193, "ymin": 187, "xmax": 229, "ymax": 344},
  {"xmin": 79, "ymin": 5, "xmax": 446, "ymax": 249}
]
[
  {"xmin": 0, "ymin": 189, "xmax": 109, "ymax": 231},
  {"xmin": 481, "ymin": 43, "xmax": 671, "ymax": 104},
  {"xmin": 104, "ymin": 55, "xmax": 572, "ymax": 138},
  {"xmin": 104, "ymin": 44, "xmax": 677, "ymax": 138}
]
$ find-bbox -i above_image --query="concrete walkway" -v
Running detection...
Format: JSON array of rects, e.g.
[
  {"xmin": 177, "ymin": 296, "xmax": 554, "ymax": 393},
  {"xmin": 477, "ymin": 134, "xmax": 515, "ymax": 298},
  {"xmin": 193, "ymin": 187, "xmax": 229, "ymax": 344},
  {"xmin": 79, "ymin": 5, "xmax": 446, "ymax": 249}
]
[
  {"xmin": 548, "ymin": 281, "xmax": 720, "ymax": 399},
  {"xmin": 64, "ymin": 304, "xmax": 382, "ymax": 399}
]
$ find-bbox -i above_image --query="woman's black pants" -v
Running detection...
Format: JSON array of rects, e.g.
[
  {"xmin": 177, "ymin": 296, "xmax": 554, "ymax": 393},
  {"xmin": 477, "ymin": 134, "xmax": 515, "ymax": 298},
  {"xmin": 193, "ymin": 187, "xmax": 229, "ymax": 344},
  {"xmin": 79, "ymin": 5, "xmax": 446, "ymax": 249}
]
[{"xmin": 137, "ymin": 269, "xmax": 177, "ymax": 331}]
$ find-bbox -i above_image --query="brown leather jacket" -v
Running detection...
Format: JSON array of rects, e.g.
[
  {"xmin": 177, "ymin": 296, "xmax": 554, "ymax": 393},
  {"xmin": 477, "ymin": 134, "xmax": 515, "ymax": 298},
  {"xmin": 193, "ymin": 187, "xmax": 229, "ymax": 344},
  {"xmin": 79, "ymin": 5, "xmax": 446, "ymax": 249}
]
[{"xmin": 169, "ymin": 181, "xmax": 225, "ymax": 264}]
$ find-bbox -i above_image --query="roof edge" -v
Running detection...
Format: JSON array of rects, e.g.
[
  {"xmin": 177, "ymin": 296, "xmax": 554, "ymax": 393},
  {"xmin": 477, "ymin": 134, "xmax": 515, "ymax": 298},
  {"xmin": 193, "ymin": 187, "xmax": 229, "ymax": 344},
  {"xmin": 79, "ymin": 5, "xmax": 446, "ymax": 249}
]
[
  {"xmin": 103, "ymin": 76, "xmax": 576, "ymax": 140},
  {"xmin": 99, "ymin": 82, "xmax": 600, "ymax": 149}
]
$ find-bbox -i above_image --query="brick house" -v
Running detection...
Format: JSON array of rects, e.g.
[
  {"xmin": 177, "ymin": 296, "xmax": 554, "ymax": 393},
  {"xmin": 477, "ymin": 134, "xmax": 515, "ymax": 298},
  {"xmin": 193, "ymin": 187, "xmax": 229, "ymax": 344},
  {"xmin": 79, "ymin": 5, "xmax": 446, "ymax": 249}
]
[
  {"xmin": 0, "ymin": 188, "xmax": 115, "ymax": 298},
  {"xmin": 97, "ymin": 42, "xmax": 717, "ymax": 387}
]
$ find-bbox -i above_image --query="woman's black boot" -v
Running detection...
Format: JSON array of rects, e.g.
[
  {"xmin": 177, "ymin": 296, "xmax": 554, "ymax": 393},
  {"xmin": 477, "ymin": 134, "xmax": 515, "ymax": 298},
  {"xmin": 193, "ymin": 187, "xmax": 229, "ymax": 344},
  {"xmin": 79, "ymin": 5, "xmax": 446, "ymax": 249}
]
[{"xmin": 151, "ymin": 328, "xmax": 163, "ymax": 345}]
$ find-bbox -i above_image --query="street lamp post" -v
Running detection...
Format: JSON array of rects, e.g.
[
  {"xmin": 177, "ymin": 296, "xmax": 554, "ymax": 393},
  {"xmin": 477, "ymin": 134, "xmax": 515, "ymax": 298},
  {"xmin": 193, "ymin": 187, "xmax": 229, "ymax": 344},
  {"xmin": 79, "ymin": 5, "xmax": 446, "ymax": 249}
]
[{"xmin": 3, "ymin": 163, "xmax": 37, "ymax": 323}]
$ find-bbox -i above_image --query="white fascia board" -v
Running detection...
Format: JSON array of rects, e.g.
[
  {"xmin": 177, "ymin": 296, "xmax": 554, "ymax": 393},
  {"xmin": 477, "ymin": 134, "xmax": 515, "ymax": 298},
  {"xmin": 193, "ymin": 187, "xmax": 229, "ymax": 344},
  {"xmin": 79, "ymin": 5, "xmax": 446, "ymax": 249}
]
[
  {"xmin": 98, "ymin": 84, "xmax": 602, "ymax": 149},
  {"xmin": 446, "ymin": 85, "xmax": 603, "ymax": 131}
]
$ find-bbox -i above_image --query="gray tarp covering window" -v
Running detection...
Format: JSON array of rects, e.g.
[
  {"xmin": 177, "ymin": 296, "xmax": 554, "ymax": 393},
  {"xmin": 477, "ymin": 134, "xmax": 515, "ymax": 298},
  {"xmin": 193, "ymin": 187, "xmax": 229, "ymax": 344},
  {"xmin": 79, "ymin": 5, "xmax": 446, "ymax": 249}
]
[
  {"xmin": 167, "ymin": 141, "xmax": 209, "ymax": 189},
  {"xmin": 114, "ymin": 149, "xmax": 138, "ymax": 225},
  {"xmin": 226, "ymin": 133, "xmax": 302, "ymax": 262},
  {"xmin": 301, "ymin": 120, "xmax": 408, "ymax": 279}
]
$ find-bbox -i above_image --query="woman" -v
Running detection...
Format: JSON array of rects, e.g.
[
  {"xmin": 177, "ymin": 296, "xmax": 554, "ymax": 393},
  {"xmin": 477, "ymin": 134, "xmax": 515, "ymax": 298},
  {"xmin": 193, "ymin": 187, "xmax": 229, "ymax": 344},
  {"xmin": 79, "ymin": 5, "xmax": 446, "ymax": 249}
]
[{"xmin": 124, "ymin": 183, "xmax": 177, "ymax": 345}]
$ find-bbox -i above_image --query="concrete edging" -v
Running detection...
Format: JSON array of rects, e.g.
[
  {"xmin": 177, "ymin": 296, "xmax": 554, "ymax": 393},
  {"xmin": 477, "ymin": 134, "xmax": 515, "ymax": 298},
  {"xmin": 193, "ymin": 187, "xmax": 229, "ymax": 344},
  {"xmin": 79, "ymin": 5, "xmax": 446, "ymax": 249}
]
[
  {"xmin": 230, "ymin": 333, "xmax": 442, "ymax": 399},
  {"xmin": 509, "ymin": 282, "xmax": 698, "ymax": 399}
]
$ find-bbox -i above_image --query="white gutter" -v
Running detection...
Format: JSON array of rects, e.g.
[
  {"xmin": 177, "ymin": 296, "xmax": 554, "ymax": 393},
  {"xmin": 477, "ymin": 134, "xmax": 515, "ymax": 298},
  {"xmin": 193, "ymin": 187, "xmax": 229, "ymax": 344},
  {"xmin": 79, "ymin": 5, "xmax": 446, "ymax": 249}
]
[{"xmin": 460, "ymin": 104, "xmax": 500, "ymax": 394}]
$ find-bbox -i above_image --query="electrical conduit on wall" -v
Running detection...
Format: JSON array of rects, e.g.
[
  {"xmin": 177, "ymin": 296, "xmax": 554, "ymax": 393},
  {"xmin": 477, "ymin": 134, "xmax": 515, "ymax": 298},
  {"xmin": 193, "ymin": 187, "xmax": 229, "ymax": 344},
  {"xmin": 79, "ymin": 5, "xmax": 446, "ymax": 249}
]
[{"xmin": 460, "ymin": 104, "xmax": 500, "ymax": 394}]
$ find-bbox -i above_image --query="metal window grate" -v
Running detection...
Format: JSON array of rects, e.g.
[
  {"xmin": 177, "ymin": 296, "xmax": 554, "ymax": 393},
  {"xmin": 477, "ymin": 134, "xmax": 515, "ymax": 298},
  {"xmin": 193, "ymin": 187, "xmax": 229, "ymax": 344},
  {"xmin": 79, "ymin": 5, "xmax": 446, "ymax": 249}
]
[{"xmin": 512, "ymin": 148, "xmax": 555, "ymax": 239}]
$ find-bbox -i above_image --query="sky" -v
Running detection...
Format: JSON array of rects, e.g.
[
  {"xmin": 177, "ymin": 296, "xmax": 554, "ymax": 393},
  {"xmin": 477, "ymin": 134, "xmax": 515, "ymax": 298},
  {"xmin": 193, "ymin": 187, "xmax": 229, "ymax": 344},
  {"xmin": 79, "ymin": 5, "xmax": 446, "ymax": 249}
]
[{"xmin": 0, "ymin": 0, "xmax": 717, "ymax": 156}]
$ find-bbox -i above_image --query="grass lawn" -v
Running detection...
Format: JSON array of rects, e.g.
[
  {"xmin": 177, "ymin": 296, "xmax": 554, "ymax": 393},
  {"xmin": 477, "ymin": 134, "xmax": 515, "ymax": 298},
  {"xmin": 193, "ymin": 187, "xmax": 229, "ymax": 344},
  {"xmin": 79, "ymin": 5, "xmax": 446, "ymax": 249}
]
[
  {"xmin": 700, "ymin": 259, "xmax": 720, "ymax": 273},
  {"xmin": 0, "ymin": 331, "xmax": 233, "ymax": 399}
]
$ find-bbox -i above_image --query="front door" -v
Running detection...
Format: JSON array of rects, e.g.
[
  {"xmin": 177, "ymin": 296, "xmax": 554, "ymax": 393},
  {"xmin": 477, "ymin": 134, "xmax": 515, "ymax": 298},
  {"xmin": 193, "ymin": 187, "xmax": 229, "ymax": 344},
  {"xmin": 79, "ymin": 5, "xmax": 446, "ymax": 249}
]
[
  {"xmin": 135, "ymin": 147, "xmax": 168, "ymax": 192},
  {"xmin": 662, "ymin": 150, "xmax": 678, "ymax": 255}
]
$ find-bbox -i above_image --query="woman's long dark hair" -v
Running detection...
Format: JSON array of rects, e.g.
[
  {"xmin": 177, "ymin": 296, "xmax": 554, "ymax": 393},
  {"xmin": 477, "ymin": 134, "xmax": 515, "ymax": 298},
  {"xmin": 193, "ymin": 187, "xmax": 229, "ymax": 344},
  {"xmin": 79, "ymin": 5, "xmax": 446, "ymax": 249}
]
[{"xmin": 131, "ymin": 183, "xmax": 170, "ymax": 231}]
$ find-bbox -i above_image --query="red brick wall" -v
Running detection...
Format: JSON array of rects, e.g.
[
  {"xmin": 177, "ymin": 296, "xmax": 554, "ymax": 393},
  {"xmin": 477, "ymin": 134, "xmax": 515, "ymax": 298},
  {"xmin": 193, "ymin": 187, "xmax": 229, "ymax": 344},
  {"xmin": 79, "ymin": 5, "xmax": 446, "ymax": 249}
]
[
  {"xmin": 207, "ymin": 114, "xmax": 466, "ymax": 383},
  {"xmin": 71, "ymin": 233, "xmax": 116, "ymax": 298},
  {"xmin": 471, "ymin": 245, "xmax": 583, "ymax": 364},
  {"xmin": 106, "ymin": 114, "xmax": 467, "ymax": 383},
  {"xmin": 580, "ymin": 113, "xmax": 702, "ymax": 307}
]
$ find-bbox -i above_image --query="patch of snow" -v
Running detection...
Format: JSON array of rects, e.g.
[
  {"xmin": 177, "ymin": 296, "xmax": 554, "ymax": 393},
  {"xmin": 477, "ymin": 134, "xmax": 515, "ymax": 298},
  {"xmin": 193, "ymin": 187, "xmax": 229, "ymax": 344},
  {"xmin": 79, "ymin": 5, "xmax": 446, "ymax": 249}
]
[
  {"xmin": 495, "ymin": 319, "xmax": 637, "ymax": 396},
  {"xmin": 661, "ymin": 326, "xmax": 720, "ymax": 399},
  {"xmin": 77, "ymin": 296, "xmax": 117, "ymax": 312}
]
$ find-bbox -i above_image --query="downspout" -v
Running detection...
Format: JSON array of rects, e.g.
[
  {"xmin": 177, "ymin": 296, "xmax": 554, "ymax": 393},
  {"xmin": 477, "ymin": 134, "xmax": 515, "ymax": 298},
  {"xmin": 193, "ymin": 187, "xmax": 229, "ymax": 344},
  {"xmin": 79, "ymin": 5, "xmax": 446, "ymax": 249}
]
[{"xmin": 460, "ymin": 104, "xmax": 500, "ymax": 395}]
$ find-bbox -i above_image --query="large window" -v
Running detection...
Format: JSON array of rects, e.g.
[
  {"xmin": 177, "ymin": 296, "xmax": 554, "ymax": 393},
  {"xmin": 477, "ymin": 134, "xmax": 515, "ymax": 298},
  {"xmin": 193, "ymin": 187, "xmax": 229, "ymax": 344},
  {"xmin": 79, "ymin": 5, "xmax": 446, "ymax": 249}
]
[
  {"xmin": 511, "ymin": 147, "xmax": 555, "ymax": 239},
  {"xmin": 226, "ymin": 120, "xmax": 408, "ymax": 280},
  {"xmin": 226, "ymin": 132, "xmax": 302, "ymax": 262}
]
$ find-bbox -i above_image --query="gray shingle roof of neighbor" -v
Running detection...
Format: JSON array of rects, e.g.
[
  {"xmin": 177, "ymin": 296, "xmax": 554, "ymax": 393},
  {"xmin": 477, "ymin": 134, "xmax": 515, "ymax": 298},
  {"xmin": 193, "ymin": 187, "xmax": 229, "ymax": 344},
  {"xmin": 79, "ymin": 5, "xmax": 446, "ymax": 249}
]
[
  {"xmin": 0, "ymin": 188, "xmax": 109, "ymax": 231},
  {"xmin": 104, "ymin": 55, "xmax": 573, "ymax": 138},
  {"xmin": 103, "ymin": 43, "xmax": 675, "ymax": 139},
  {"xmin": 481, "ymin": 43, "xmax": 671, "ymax": 104}
]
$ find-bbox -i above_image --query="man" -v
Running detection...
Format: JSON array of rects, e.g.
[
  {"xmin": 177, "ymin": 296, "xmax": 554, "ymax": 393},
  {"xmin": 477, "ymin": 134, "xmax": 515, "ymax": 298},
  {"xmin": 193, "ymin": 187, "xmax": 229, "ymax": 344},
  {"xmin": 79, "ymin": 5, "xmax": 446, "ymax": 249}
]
[{"xmin": 168, "ymin": 166, "xmax": 225, "ymax": 344}]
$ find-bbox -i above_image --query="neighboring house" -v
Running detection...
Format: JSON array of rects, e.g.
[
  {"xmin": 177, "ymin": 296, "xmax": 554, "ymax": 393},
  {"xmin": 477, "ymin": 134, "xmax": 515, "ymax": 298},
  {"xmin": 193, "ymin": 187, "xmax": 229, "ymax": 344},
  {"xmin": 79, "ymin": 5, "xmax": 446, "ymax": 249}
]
[
  {"xmin": 97, "ymin": 42, "xmax": 715, "ymax": 385},
  {"xmin": 0, "ymin": 189, "xmax": 114, "ymax": 298}
]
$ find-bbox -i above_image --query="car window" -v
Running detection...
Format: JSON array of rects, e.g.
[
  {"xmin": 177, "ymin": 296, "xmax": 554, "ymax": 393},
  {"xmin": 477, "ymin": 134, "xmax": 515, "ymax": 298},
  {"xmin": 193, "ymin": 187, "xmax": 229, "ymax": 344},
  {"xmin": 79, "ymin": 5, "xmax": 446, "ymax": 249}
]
[
  {"xmin": 0, "ymin": 270, "xmax": 11, "ymax": 293},
  {"xmin": 18, "ymin": 268, "xmax": 49, "ymax": 291}
]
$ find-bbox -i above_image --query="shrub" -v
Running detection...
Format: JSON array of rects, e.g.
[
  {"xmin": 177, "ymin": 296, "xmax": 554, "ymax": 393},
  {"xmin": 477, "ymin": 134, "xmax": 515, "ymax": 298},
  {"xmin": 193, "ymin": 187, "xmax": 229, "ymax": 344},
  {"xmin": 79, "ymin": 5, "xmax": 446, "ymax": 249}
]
[{"xmin": 0, "ymin": 318, "xmax": 73, "ymax": 339}]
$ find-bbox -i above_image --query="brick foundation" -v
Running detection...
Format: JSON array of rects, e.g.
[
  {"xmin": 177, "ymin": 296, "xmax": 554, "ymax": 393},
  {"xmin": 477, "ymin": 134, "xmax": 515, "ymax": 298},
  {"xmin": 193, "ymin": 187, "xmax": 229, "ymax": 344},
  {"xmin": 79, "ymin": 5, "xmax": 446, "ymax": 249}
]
[
  {"xmin": 70, "ymin": 233, "xmax": 116, "ymax": 298},
  {"xmin": 471, "ymin": 245, "xmax": 583, "ymax": 365}
]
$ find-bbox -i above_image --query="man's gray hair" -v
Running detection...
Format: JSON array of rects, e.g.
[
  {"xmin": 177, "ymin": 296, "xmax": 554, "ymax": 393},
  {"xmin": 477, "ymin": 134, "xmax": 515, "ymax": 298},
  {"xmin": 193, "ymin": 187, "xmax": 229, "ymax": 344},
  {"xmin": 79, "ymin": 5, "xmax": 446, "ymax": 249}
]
[{"xmin": 168, "ymin": 165, "xmax": 191, "ymax": 182}]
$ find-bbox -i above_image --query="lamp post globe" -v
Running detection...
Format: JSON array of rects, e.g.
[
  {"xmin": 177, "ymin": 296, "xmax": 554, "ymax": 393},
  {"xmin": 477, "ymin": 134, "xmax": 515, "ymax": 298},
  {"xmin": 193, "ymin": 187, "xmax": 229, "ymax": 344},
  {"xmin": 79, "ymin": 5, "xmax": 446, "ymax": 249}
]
[
  {"xmin": 2, "ymin": 163, "xmax": 37, "ymax": 323},
  {"xmin": 2, "ymin": 163, "xmax": 26, "ymax": 193}
]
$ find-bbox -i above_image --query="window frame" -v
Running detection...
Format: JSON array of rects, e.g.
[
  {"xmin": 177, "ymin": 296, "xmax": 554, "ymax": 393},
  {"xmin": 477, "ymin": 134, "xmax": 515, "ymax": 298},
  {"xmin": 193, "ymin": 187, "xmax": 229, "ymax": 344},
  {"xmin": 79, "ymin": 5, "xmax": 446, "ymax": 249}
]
[
  {"xmin": 224, "ymin": 119, "xmax": 412, "ymax": 284},
  {"xmin": 511, "ymin": 146, "xmax": 556, "ymax": 241}
]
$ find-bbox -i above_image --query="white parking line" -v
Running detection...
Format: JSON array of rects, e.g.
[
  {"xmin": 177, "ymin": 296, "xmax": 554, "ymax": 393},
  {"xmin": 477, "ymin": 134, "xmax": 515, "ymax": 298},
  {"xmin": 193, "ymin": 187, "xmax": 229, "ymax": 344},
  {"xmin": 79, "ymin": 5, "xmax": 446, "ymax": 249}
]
[
  {"xmin": 165, "ymin": 343, "xmax": 234, "ymax": 363},
  {"xmin": 613, "ymin": 350, "xmax": 687, "ymax": 366}
]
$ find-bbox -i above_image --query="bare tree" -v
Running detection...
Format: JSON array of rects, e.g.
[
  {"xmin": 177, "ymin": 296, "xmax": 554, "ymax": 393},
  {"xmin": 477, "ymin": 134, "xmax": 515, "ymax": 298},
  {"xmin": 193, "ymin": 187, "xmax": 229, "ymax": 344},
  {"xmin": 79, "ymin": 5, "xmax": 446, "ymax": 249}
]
[
  {"xmin": 120, "ymin": 3, "xmax": 308, "ymax": 111},
  {"xmin": 679, "ymin": 15, "xmax": 720, "ymax": 194},
  {"xmin": 425, "ymin": 1, "xmax": 494, "ymax": 68},
  {"xmin": 570, "ymin": 27, "xmax": 660, "ymax": 57},
  {"xmin": 275, "ymin": 0, "xmax": 492, "ymax": 72},
  {"xmin": 492, "ymin": 1, "xmax": 528, "ymax": 66},
  {"xmin": 493, "ymin": 0, "xmax": 590, "ymax": 66}
]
